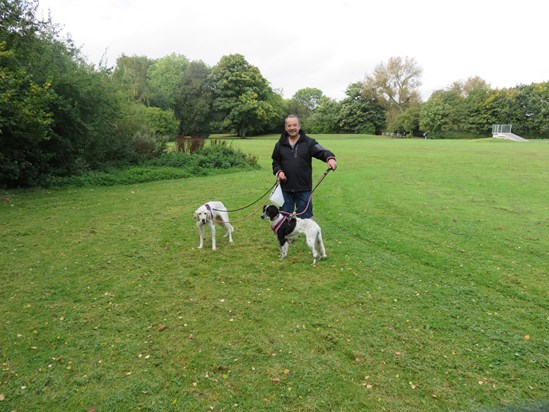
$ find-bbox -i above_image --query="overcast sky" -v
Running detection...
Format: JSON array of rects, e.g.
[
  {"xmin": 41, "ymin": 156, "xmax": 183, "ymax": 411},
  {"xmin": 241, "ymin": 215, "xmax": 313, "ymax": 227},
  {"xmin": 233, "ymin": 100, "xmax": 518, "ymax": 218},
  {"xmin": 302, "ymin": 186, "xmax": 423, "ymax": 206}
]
[{"xmin": 37, "ymin": 0, "xmax": 548, "ymax": 101}]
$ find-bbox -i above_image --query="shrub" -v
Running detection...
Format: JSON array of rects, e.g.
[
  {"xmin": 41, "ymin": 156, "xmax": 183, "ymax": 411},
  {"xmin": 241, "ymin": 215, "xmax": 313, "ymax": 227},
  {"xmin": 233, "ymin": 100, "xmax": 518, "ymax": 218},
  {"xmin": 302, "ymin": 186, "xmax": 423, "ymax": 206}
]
[
  {"xmin": 43, "ymin": 139, "xmax": 258, "ymax": 187},
  {"xmin": 194, "ymin": 139, "xmax": 258, "ymax": 169}
]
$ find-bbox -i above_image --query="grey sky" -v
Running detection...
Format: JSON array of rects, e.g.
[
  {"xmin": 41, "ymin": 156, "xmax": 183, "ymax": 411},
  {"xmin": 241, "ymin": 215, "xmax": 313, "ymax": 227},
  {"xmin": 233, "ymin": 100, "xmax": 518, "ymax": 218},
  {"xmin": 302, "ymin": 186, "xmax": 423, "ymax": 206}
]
[{"xmin": 37, "ymin": 0, "xmax": 548, "ymax": 101}]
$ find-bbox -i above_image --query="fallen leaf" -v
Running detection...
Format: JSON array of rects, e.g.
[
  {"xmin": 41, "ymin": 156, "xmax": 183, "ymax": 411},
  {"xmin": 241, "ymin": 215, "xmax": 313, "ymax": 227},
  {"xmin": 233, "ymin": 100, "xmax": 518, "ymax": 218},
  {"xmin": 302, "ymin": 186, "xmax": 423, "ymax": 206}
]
[
  {"xmin": 0, "ymin": 394, "xmax": 5, "ymax": 401},
  {"xmin": 87, "ymin": 407, "xmax": 97, "ymax": 412},
  {"xmin": 272, "ymin": 378, "xmax": 280, "ymax": 383},
  {"xmin": 158, "ymin": 324, "xmax": 167, "ymax": 332},
  {"xmin": 283, "ymin": 369, "xmax": 290, "ymax": 375}
]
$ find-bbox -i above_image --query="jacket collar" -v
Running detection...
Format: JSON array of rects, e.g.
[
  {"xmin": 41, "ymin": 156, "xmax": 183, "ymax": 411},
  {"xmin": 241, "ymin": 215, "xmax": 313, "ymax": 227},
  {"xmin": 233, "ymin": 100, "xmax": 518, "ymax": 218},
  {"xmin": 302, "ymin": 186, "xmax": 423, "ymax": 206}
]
[{"xmin": 280, "ymin": 130, "xmax": 306, "ymax": 145}]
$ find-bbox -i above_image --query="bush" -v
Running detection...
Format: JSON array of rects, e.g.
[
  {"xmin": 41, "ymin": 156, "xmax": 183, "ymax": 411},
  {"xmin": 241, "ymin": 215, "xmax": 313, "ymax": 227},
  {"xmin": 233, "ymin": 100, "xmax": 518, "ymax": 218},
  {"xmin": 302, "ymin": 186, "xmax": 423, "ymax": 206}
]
[
  {"xmin": 194, "ymin": 139, "xmax": 258, "ymax": 169},
  {"xmin": 129, "ymin": 129, "xmax": 167, "ymax": 162},
  {"xmin": 42, "ymin": 139, "xmax": 258, "ymax": 187}
]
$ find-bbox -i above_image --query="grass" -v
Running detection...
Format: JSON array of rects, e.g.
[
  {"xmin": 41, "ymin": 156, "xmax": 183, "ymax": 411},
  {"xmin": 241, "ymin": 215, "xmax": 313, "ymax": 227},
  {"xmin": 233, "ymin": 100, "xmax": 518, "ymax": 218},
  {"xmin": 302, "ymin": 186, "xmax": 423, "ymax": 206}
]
[{"xmin": 1, "ymin": 136, "xmax": 548, "ymax": 411}]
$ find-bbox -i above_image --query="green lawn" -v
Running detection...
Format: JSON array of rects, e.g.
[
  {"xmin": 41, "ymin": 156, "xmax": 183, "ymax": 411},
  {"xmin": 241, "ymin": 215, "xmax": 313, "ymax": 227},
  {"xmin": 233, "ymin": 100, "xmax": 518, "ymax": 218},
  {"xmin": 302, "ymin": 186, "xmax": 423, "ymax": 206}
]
[{"xmin": 1, "ymin": 137, "xmax": 548, "ymax": 411}]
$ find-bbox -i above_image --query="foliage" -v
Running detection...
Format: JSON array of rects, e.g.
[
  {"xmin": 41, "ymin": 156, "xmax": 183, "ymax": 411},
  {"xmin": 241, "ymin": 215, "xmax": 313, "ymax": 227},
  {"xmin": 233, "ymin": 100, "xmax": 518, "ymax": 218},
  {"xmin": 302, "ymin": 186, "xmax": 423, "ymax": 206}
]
[
  {"xmin": 194, "ymin": 139, "xmax": 258, "ymax": 169},
  {"xmin": 147, "ymin": 53, "xmax": 189, "ymax": 109},
  {"xmin": 42, "ymin": 139, "xmax": 258, "ymax": 187},
  {"xmin": 174, "ymin": 60, "xmax": 213, "ymax": 137},
  {"xmin": 420, "ymin": 79, "xmax": 549, "ymax": 139},
  {"xmin": 112, "ymin": 54, "xmax": 154, "ymax": 105},
  {"xmin": 129, "ymin": 104, "xmax": 179, "ymax": 137},
  {"xmin": 208, "ymin": 54, "xmax": 281, "ymax": 137},
  {"xmin": 287, "ymin": 87, "xmax": 324, "ymax": 129},
  {"xmin": 487, "ymin": 83, "xmax": 549, "ymax": 139},
  {"xmin": 0, "ymin": 44, "xmax": 54, "ymax": 186},
  {"xmin": 337, "ymin": 82, "xmax": 386, "ymax": 134},
  {"xmin": 388, "ymin": 104, "xmax": 421, "ymax": 136},
  {"xmin": 2, "ymin": 0, "xmax": 548, "ymax": 190},
  {"xmin": 308, "ymin": 96, "xmax": 341, "ymax": 133},
  {"xmin": 364, "ymin": 56, "xmax": 423, "ymax": 126}
]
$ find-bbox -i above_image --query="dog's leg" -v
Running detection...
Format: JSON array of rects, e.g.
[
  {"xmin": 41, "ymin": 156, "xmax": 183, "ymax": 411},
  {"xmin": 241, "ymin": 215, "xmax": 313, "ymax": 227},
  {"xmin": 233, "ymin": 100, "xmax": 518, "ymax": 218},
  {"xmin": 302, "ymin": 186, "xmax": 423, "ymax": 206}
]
[
  {"xmin": 280, "ymin": 241, "xmax": 289, "ymax": 259},
  {"xmin": 317, "ymin": 230, "xmax": 327, "ymax": 259},
  {"xmin": 209, "ymin": 221, "xmax": 217, "ymax": 250},
  {"xmin": 225, "ymin": 223, "xmax": 234, "ymax": 243},
  {"xmin": 197, "ymin": 224, "xmax": 204, "ymax": 249},
  {"xmin": 305, "ymin": 235, "xmax": 320, "ymax": 264}
]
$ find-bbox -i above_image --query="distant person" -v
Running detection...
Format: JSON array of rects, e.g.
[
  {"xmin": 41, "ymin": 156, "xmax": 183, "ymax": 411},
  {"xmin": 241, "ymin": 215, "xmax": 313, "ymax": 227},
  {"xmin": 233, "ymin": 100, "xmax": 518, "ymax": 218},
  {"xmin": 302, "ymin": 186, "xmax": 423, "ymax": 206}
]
[{"xmin": 271, "ymin": 115, "xmax": 337, "ymax": 219}]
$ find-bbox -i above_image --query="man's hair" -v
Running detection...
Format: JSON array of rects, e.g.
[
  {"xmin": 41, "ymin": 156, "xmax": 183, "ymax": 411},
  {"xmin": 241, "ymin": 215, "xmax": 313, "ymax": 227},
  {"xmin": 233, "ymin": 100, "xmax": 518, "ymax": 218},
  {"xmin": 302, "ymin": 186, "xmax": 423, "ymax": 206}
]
[{"xmin": 285, "ymin": 114, "xmax": 301, "ymax": 126}]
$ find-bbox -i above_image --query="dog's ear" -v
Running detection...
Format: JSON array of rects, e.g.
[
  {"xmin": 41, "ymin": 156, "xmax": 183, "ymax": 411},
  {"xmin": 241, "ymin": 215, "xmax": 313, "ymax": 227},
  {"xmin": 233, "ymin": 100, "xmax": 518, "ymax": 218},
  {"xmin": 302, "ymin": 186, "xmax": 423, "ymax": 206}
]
[{"xmin": 193, "ymin": 211, "xmax": 199, "ymax": 220}]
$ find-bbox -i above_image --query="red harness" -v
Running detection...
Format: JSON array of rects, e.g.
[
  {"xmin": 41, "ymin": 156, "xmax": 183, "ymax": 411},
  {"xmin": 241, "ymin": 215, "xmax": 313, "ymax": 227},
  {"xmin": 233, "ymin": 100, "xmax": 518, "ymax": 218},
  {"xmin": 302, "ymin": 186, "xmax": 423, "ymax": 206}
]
[{"xmin": 271, "ymin": 215, "xmax": 288, "ymax": 234}]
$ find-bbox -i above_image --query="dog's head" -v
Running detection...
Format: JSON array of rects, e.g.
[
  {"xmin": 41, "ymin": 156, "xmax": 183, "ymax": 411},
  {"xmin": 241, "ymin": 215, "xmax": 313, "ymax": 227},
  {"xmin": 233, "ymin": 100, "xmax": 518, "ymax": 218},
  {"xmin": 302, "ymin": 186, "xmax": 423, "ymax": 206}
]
[
  {"xmin": 194, "ymin": 204, "xmax": 212, "ymax": 225},
  {"xmin": 261, "ymin": 204, "xmax": 279, "ymax": 221}
]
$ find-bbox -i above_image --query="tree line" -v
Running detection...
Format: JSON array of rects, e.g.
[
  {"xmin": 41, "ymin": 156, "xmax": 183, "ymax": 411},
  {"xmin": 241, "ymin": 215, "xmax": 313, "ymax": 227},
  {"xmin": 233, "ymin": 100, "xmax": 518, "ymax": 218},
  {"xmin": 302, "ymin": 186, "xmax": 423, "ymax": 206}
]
[{"xmin": 1, "ymin": 0, "xmax": 547, "ymax": 187}]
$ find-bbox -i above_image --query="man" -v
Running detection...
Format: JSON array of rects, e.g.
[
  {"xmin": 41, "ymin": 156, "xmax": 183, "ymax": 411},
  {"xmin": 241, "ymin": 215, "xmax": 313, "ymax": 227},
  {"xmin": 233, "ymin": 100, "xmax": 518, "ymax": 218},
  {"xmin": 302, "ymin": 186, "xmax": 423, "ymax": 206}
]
[{"xmin": 271, "ymin": 115, "xmax": 337, "ymax": 219}]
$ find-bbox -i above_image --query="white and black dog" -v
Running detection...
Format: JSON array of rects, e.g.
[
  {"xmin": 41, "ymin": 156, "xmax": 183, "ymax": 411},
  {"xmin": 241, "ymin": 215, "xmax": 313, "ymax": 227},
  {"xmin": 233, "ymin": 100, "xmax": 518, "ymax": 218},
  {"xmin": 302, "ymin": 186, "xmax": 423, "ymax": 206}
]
[
  {"xmin": 261, "ymin": 204, "xmax": 327, "ymax": 264},
  {"xmin": 194, "ymin": 201, "xmax": 234, "ymax": 250}
]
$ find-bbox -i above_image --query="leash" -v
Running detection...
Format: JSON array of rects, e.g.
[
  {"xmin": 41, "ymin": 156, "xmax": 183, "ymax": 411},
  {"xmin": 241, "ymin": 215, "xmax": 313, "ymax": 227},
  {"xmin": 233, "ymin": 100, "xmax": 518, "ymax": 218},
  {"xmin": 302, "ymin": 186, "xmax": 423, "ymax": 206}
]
[
  {"xmin": 206, "ymin": 167, "xmax": 332, "ymax": 224},
  {"xmin": 280, "ymin": 168, "xmax": 333, "ymax": 217},
  {"xmin": 211, "ymin": 181, "xmax": 278, "ymax": 213}
]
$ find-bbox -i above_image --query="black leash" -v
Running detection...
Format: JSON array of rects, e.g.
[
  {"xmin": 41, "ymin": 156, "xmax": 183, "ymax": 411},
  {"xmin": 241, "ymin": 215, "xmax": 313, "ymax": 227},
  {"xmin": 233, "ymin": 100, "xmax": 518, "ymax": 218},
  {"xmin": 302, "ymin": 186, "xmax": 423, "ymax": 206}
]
[
  {"xmin": 211, "ymin": 168, "xmax": 332, "ymax": 216},
  {"xmin": 211, "ymin": 181, "xmax": 278, "ymax": 213}
]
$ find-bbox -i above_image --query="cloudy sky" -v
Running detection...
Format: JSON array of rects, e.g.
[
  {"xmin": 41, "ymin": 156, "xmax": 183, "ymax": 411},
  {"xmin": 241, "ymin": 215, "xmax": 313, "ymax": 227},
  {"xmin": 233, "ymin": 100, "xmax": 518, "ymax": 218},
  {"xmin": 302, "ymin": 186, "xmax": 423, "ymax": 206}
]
[{"xmin": 37, "ymin": 0, "xmax": 548, "ymax": 101}]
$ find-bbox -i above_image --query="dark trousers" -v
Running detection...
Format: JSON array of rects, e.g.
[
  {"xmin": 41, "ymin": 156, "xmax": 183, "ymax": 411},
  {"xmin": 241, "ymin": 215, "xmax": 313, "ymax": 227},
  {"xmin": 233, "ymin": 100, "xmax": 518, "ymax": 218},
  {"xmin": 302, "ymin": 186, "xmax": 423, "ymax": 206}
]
[{"xmin": 281, "ymin": 191, "xmax": 313, "ymax": 218}]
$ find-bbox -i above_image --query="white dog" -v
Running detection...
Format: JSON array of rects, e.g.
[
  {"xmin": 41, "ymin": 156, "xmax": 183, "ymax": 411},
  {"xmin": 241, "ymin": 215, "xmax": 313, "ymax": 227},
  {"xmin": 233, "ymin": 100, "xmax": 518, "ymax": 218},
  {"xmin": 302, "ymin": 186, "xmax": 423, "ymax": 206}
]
[
  {"xmin": 261, "ymin": 204, "xmax": 327, "ymax": 264},
  {"xmin": 194, "ymin": 201, "xmax": 234, "ymax": 250}
]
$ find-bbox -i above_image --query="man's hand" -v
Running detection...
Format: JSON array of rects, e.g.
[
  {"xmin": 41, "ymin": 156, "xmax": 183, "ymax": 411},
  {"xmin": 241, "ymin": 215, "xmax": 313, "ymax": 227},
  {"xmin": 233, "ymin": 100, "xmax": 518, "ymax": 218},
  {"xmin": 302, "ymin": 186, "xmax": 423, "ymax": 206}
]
[
  {"xmin": 277, "ymin": 171, "xmax": 287, "ymax": 181},
  {"xmin": 327, "ymin": 158, "xmax": 337, "ymax": 171}
]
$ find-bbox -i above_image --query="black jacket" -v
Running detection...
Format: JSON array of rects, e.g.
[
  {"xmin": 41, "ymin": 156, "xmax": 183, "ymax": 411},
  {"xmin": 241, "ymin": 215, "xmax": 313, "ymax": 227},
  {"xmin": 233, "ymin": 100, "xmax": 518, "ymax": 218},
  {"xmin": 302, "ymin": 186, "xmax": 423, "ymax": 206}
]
[{"xmin": 271, "ymin": 130, "xmax": 335, "ymax": 192}]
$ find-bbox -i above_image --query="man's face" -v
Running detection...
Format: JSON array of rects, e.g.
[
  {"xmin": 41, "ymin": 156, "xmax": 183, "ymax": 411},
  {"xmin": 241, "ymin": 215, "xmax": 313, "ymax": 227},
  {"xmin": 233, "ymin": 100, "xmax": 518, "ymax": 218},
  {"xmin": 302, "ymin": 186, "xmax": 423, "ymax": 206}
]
[{"xmin": 285, "ymin": 119, "xmax": 300, "ymax": 138}]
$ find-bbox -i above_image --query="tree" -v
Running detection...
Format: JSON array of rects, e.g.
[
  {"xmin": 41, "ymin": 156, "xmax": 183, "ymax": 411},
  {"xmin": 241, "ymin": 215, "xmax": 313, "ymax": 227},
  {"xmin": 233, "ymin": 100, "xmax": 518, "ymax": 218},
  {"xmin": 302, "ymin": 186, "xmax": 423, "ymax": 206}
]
[
  {"xmin": 1, "ymin": 0, "xmax": 162, "ymax": 186},
  {"xmin": 487, "ymin": 83, "xmax": 549, "ymax": 138},
  {"xmin": 388, "ymin": 105, "xmax": 421, "ymax": 136},
  {"xmin": 449, "ymin": 76, "xmax": 489, "ymax": 97},
  {"xmin": 419, "ymin": 89, "xmax": 463, "ymax": 136},
  {"xmin": 113, "ymin": 54, "xmax": 154, "ymax": 105},
  {"xmin": 288, "ymin": 87, "xmax": 324, "ymax": 129},
  {"xmin": 208, "ymin": 54, "xmax": 275, "ymax": 137},
  {"xmin": 174, "ymin": 60, "xmax": 213, "ymax": 137},
  {"xmin": 148, "ymin": 53, "xmax": 189, "ymax": 109},
  {"xmin": 364, "ymin": 56, "xmax": 423, "ymax": 127},
  {"xmin": 337, "ymin": 82, "xmax": 386, "ymax": 134},
  {"xmin": 308, "ymin": 96, "xmax": 341, "ymax": 133},
  {"xmin": 0, "ymin": 43, "xmax": 54, "ymax": 186}
]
